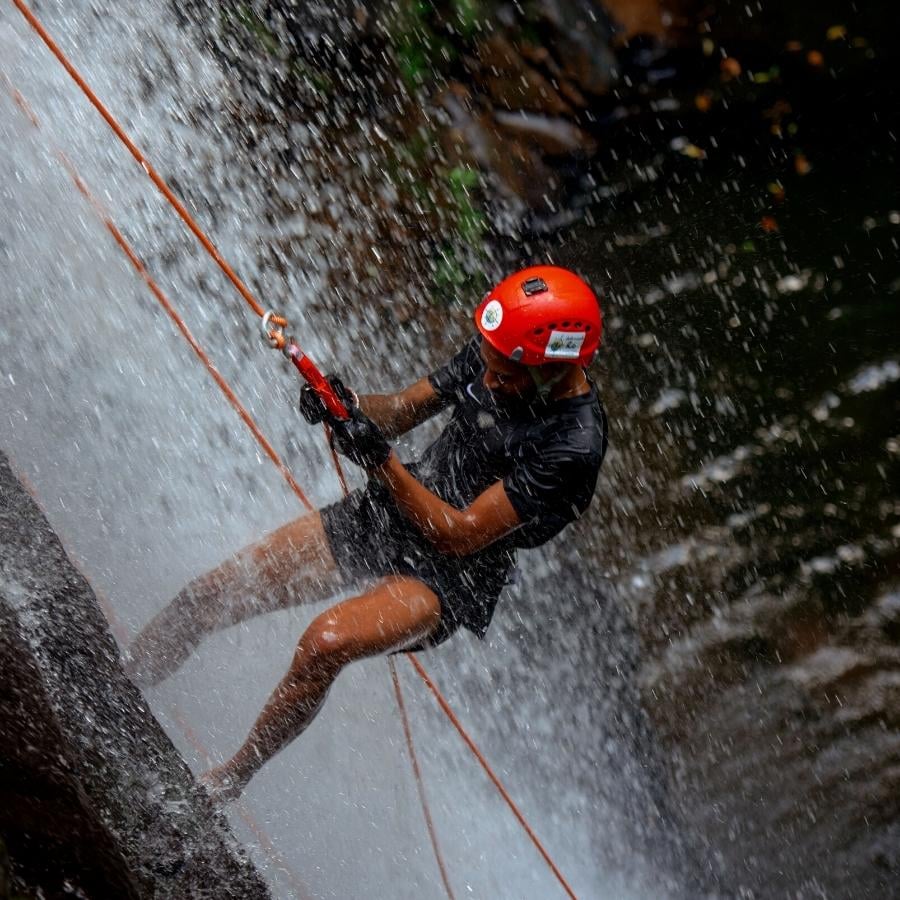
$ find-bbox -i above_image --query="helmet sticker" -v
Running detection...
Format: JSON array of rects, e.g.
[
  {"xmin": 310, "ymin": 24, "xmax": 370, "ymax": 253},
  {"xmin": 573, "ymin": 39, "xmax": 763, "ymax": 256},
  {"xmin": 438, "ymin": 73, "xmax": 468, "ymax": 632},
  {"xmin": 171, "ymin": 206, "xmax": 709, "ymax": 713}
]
[
  {"xmin": 544, "ymin": 330, "xmax": 586, "ymax": 359},
  {"xmin": 480, "ymin": 299, "xmax": 504, "ymax": 332}
]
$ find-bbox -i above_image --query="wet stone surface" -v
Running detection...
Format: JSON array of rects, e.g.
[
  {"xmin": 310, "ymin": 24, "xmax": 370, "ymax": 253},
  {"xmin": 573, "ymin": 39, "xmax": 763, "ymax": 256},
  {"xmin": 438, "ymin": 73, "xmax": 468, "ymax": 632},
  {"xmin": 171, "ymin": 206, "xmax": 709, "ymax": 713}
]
[{"xmin": 0, "ymin": 453, "xmax": 270, "ymax": 899}]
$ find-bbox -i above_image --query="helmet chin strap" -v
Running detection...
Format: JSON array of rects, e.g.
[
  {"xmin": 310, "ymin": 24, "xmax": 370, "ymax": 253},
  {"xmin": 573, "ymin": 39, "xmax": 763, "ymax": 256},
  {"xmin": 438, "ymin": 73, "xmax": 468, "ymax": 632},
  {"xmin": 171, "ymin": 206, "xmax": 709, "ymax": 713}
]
[{"xmin": 528, "ymin": 366, "xmax": 568, "ymax": 400}]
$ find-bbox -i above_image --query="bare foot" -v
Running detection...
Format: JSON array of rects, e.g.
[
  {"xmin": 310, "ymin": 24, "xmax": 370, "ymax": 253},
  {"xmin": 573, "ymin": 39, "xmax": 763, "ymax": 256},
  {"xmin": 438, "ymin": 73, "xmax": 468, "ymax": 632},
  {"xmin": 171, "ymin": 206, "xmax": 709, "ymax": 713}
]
[
  {"xmin": 199, "ymin": 765, "xmax": 248, "ymax": 804},
  {"xmin": 120, "ymin": 640, "xmax": 171, "ymax": 688},
  {"xmin": 120, "ymin": 646, "xmax": 147, "ymax": 685}
]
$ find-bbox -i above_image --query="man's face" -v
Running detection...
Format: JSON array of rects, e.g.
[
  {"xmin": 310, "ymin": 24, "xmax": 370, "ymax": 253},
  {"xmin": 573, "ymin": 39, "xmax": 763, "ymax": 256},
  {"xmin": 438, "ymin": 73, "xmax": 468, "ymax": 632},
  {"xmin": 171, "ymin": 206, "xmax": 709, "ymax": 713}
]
[{"xmin": 479, "ymin": 339, "xmax": 535, "ymax": 402}]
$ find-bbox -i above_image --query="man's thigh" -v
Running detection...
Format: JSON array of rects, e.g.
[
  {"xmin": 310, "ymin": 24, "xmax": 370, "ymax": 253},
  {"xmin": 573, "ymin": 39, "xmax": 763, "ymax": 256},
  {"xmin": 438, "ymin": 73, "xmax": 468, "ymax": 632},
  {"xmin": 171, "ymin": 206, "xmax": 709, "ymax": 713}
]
[
  {"xmin": 312, "ymin": 575, "xmax": 443, "ymax": 660},
  {"xmin": 244, "ymin": 510, "xmax": 338, "ymax": 588}
]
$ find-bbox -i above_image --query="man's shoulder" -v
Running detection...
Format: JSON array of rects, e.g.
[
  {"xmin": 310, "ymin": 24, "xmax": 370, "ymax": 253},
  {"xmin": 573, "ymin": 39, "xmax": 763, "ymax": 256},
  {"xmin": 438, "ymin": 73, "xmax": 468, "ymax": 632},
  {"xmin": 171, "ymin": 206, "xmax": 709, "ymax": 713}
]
[
  {"xmin": 429, "ymin": 335, "xmax": 483, "ymax": 400},
  {"xmin": 531, "ymin": 386, "xmax": 607, "ymax": 458},
  {"xmin": 450, "ymin": 335, "xmax": 483, "ymax": 370}
]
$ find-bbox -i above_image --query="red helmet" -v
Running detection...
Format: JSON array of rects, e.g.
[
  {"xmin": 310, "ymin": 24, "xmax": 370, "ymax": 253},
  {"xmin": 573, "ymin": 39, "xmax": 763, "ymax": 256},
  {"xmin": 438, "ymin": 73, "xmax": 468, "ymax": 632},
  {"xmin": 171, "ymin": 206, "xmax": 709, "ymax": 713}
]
[{"xmin": 474, "ymin": 265, "xmax": 602, "ymax": 367}]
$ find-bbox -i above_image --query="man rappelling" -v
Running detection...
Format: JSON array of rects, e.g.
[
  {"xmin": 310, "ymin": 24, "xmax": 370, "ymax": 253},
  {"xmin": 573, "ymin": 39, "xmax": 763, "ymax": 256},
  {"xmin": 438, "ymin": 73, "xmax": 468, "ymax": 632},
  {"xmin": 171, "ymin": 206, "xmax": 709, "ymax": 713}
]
[{"xmin": 125, "ymin": 265, "xmax": 608, "ymax": 801}]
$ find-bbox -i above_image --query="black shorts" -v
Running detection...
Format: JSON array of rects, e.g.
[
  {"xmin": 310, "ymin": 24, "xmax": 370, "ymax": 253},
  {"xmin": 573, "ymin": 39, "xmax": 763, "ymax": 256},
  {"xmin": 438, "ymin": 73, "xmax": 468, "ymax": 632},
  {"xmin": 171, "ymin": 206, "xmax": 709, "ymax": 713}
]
[{"xmin": 320, "ymin": 482, "xmax": 515, "ymax": 648}]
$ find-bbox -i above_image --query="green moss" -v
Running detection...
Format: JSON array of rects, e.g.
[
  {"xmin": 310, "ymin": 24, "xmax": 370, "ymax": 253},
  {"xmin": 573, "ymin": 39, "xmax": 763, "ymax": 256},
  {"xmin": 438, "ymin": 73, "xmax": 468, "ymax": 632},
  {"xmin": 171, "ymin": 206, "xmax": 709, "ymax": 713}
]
[
  {"xmin": 447, "ymin": 167, "xmax": 487, "ymax": 241},
  {"xmin": 218, "ymin": 3, "xmax": 333, "ymax": 95},
  {"xmin": 289, "ymin": 58, "xmax": 334, "ymax": 95},
  {"xmin": 234, "ymin": 3, "xmax": 282, "ymax": 57},
  {"xmin": 390, "ymin": 1, "xmax": 440, "ymax": 89},
  {"xmin": 447, "ymin": 165, "xmax": 480, "ymax": 193},
  {"xmin": 388, "ymin": 0, "xmax": 495, "ymax": 90},
  {"xmin": 451, "ymin": 0, "xmax": 483, "ymax": 38},
  {"xmin": 431, "ymin": 245, "xmax": 478, "ymax": 298},
  {"xmin": 428, "ymin": 166, "xmax": 488, "ymax": 301}
]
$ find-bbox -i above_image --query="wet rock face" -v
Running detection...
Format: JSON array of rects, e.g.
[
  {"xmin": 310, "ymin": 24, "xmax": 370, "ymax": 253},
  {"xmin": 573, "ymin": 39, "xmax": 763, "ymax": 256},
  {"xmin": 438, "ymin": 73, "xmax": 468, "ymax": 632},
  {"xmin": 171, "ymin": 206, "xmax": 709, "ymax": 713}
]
[
  {"xmin": 430, "ymin": 1, "xmax": 618, "ymax": 213},
  {"xmin": 0, "ymin": 612, "xmax": 142, "ymax": 898},
  {"xmin": 0, "ymin": 454, "xmax": 269, "ymax": 899},
  {"xmin": 170, "ymin": 0, "xmax": 705, "ymax": 317}
]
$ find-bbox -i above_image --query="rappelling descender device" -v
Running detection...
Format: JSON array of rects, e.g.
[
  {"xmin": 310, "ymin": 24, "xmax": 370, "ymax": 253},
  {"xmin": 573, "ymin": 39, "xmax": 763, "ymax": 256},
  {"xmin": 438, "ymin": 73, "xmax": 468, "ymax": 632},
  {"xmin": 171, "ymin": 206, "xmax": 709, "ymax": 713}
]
[{"xmin": 261, "ymin": 310, "xmax": 351, "ymax": 422}]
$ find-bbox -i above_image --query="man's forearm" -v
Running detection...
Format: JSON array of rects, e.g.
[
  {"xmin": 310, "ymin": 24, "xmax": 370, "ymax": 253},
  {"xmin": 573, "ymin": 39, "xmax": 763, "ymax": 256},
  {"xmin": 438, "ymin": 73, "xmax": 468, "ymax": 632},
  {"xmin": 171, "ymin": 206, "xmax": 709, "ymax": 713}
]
[
  {"xmin": 357, "ymin": 393, "xmax": 417, "ymax": 438},
  {"xmin": 372, "ymin": 452, "xmax": 474, "ymax": 554},
  {"xmin": 358, "ymin": 382, "xmax": 444, "ymax": 438}
]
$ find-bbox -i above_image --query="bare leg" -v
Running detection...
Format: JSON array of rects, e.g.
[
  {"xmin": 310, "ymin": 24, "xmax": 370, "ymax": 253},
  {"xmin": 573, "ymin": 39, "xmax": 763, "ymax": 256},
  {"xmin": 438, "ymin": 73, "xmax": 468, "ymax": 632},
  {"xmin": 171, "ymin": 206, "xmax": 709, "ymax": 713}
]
[
  {"xmin": 125, "ymin": 511, "xmax": 341, "ymax": 687},
  {"xmin": 201, "ymin": 575, "xmax": 442, "ymax": 801}
]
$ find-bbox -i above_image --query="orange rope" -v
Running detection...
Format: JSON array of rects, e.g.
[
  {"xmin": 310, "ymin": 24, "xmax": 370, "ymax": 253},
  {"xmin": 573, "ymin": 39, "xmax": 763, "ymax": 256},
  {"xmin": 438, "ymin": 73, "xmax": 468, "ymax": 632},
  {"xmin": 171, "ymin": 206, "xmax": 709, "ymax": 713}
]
[
  {"xmin": 65, "ymin": 159, "xmax": 313, "ymax": 510},
  {"xmin": 40, "ymin": 148, "xmax": 313, "ymax": 510},
  {"xmin": 7, "ymin": 15, "xmax": 579, "ymax": 893},
  {"xmin": 389, "ymin": 658, "xmax": 456, "ymax": 900},
  {"xmin": 327, "ymin": 427, "xmax": 448, "ymax": 894},
  {"xmin": 325, "ymin": 424, "xmax": 351, "ymax": 497},
  {"xmin": 10, "ymin": 0, "xmax": 281, "ymax": 326},
  {"xmin": 7, "ymin": 66, "xmax": 453, "ymax": 898},
  {"xmin": 406, "ymin": 655, "xmax": 578, "ymax": 900}
]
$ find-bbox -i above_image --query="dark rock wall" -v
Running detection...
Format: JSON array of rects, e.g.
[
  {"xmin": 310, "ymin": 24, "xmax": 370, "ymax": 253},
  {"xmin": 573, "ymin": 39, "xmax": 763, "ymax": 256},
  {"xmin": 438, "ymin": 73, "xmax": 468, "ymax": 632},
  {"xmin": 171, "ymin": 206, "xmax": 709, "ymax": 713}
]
[
  {"xmin": 0, "ymin": 452, "xmax": 270, "ymax": 899},
  {"xmin": 0, "ymin": 608, "xmax": 141, "ymax": 899}
]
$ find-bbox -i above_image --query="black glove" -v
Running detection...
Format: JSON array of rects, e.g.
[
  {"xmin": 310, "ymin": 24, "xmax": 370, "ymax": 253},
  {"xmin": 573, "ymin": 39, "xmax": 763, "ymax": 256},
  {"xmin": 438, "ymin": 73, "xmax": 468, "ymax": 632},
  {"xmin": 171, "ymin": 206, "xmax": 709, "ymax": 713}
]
[
  {"xmin": 328, "ymin": 406, "xmax": 391, "ymax": 469},
  {"xmin": 298, "ymin": 374, "xmax": 356, "ymax": 424}
]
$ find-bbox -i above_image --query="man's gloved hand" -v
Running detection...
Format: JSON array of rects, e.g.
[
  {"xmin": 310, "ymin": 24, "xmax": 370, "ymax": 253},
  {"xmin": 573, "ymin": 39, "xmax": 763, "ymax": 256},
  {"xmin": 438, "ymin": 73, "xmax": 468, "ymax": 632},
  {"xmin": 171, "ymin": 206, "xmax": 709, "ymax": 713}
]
[
  {"xmin": 328, "ymin": 407, "xmax": 391, "ymax": 469},
  {"xmin": 298, "ymin": 374, "xmax": 356, "ymax": 424}
]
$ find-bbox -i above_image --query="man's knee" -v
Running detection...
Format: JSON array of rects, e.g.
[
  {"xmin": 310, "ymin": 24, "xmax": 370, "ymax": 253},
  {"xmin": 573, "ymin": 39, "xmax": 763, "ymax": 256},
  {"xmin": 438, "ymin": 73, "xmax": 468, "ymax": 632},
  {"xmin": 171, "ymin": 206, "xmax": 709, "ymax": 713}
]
[{"xmin": 293, "ymin": 611, "xmax": 355, "ymax": 676}]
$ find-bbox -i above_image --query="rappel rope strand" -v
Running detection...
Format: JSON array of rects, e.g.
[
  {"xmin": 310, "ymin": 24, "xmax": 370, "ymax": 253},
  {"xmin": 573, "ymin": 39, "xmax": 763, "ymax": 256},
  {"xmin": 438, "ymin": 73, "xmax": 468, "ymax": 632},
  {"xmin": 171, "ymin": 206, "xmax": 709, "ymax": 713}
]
[
  {"xmin": 58, "ymin": 153, "xmax": 316, "ymax": 513},
  {"xmin": 10, "ymin": 6, "xmax": 580, "ymax": 895},
  {"xmin": 3, "ymin": 84, "xmax": 314, "ymax": 514},
  {"xmin": 9, "ymin": 0, "xmax": 271, "ymax": 322},
  {"xmin": 10, "ymin": 0, "xmax": 349, "ymax": 482},
  {"xmin": 389, "ymin": 659, "xmax": 456, "ymax": 900},
  {"xmin": 1, "ymin": 445, "xmax": 313, "ymax": 900},
  {"xmin": 408, "ymin": 655, "xmax": 579, "ymax": 900},
  {"xmin": 326, "ymin": 425, "xmax": 351, "ymax": 496}
]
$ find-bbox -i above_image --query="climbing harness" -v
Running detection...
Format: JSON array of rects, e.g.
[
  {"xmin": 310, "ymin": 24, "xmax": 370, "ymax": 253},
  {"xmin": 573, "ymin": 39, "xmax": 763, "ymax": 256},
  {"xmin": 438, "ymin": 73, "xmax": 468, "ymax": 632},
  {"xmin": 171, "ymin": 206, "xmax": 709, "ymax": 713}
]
[{"xmin": 8, "ymin": 4, "xmax": 580, "ymax": 897}]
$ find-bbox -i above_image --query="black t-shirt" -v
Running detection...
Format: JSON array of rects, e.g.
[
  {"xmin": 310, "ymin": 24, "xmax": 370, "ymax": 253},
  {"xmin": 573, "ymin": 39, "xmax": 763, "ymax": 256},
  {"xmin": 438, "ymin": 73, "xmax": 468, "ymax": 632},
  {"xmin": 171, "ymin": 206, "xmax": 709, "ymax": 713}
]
[{"xmin": 413, "ymin": 336, "xmax": 608, "ymax": 550}]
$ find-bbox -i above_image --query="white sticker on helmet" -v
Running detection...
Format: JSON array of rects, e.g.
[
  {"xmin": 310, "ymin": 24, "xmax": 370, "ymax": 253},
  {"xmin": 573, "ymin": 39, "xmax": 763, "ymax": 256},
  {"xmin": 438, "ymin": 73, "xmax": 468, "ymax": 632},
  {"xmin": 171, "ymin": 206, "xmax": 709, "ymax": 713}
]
[
  {"xmin": 480, "ymin": 299, "xmax": 504, "ymax": 331},
  {"xmin": 544, "ymin": 330, "xmax": 586, "ymax": 359}
]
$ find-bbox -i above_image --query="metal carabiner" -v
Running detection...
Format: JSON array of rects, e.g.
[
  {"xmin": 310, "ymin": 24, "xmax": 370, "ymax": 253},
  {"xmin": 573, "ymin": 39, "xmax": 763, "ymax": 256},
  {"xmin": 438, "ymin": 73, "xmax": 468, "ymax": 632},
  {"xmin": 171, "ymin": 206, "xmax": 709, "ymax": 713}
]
[{"xmin": 261, "ymin": 310, "xmax": 286, "ymax": 349}]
